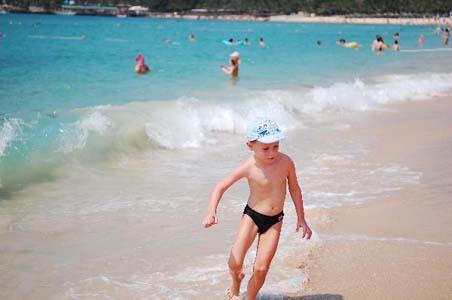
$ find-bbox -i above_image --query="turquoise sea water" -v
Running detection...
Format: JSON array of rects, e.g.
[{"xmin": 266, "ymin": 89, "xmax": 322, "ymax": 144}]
[
  {"xmin": 1, "ymin": 14, "xmax": 452, "ymax": 299},
  {"xmin": 0, "ymin": 15, "xmax": 452, "ymax": 195},
  {"xmin": 1, "ymin": 14, "xmax": 452, "ymax": 194}
]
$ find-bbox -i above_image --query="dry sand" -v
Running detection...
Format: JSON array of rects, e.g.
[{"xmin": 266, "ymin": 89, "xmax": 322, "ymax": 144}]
[
  {"xmin": 269, "ymin": 15, "xmax": 452, "ymax": 26},
  {"xmin": 149, "ymin": 13, "xmax": 452, "ymax": 26},
  {"xmin": 301, "ymin": 97, "xmax": 452, "ymax": 300}
]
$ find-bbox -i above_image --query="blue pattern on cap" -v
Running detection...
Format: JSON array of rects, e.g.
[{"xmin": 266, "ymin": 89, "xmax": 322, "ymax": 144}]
[{"xmin": 246, "ymin": 117, "xmax": 284, "ymax": 143}]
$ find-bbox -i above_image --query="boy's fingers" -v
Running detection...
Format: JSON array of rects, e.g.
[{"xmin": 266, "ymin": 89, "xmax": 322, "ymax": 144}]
[
  {"xmin": 305, "ymin": 228, "xmax": 312, "ymax": 239},
  {"xmin": 202, "ymin": 216, "xmax": 215, "ymax": 228}
]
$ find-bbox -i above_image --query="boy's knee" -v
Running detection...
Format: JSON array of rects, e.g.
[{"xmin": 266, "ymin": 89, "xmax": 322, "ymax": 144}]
[
  {"xmin": 253, "ymin": 264, "xmax": 270, "ymax": 278},
  {"xmin": 228, "ymin": 256, "xmax": 242, "ymax": 273}
]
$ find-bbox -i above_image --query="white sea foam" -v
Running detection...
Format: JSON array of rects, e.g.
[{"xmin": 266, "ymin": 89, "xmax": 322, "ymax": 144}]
[
  {"xmin": 0, "ymin": 118, "xmax": 22, "ymax": 158},
  {"xmin": 52, "ymin": 72, "xmax": 452, "ymax": 153},
  {"xmin": 304, "ymin": 152, "xmax": 423, "ymax": 209},
  {"xmin": 59, "ymin": 112, "xmax": 112, "ymax": 153},
  {"xmin": 93, "ymin": 96, "xmax": 298, "ymax": 150},
  {"xmin": 319, "ymin": 233, "xmax": 452, "ymax": 247},
  {"xmin": 268, "ymin": 72, "xmax": 452, "ymax": 114}
]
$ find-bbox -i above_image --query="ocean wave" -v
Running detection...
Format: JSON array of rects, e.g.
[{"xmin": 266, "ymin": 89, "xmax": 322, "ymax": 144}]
[
  {"xmin": 52, "ymin": 72, "xmax": 452, "ymax": 153},
  {"xmin": 268, "ymin": 72, "xmax": 452, "ymax": 114},
  {"xmin": 56, "ymin": 96, "xmax": 299, "ymax": 152},
  {"xmin": 0, "ymin": 71, "xmax": 448, "ymax": 195},
  {"xmin": 59, "ymin": 112, "xmax": 113, "ymax": 153}
]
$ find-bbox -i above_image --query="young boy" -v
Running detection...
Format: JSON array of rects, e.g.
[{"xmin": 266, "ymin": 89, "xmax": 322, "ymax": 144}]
[{"xmin": 202, "ymin": 117, "xmax": 312, "ymax": 300}]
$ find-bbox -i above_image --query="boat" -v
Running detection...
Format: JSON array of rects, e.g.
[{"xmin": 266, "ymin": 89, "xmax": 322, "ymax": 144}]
[
  {"xmin": 1, "ymin": 0, "xmax": 8, "ymax": 13},
  {"xmin": 54, "ymin": 10, "xmax": 76, "ymax": 15},
  {"xmin": 55, "ymin": 0, "xmax": 76, "ymax": 15}
]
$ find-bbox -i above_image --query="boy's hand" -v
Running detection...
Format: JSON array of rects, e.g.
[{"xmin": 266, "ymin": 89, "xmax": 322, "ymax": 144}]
[
  {"xmin": 202, "ymin": 214, "xmax": 218, "ymax": 228},
  {"xmin": 296, "ymin": 219, "xmax": 312, "ymax": 240}
]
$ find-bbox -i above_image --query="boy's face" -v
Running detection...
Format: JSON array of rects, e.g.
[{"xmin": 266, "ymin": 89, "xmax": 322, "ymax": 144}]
[{"xmin": 247, "ymin": 140, "xmax": 280, "ymax": 164}]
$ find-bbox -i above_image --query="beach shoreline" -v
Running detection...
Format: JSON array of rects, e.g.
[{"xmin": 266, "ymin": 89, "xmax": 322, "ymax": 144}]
[
  {"xmin": 2, "ymin": 9, "xmax": 451, "ymax": 26},
  {"xmin": 301, "ymin": 97, "xmax": 452, "ymax": 299},
  {"xmin": 149, "ymin": 13, "xmax": 452, "ymax": 26},
  {"xmin": 269, "ymin": 15, "xmax": 452, "ymax": 26}
]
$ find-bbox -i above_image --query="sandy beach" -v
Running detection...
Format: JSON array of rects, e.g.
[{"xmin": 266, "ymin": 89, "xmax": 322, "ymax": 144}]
[
  {"xmin": 301, "ymin": 97, "xmax": 452, "ymax": 300},
  {"xmin": 1, "ymin": 13, "xmax": 452, "ymax": 299},
  {"xmin": 149, "ymin": 12, "xmax": 452, "ymax": 26},
  {"xmin": 269, "ymin": 15, "xmax": 452, "ymax": 26}
]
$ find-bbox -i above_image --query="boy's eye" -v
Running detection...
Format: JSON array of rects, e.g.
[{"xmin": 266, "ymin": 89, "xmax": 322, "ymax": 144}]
[{"xmin": 263, "ymin": 148, "xmax": 269, "ymax": 151}]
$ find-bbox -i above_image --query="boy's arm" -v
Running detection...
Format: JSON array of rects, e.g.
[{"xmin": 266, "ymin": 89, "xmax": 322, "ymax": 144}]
[
  {"xmin": 287, "ymin": 158, "xmax": 312, "ymax": 239},
  {"xmin": 202, "ymin": 160, "xmax": 249, "ymax": 228}
]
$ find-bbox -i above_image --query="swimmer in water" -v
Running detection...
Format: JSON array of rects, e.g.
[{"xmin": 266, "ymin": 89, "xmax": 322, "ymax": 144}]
[
  {"xmin": 393, "ymin": 32, "xmax": 400, "ymax": 42},
  {"xmin": 393, "ymin": 40, "xmax": 400, "ymax": 51},
  {"xmin": 444, "ymin": 28, "xmax": 450, "ymax": 46},
  {"xmin": 337, "ymin": 38, "xmax": 359, "ymax": 50},
  {"xmin": 372, "ymin": 35, "xmax": 385, "ymax": 52},
  {"xmin": 418, "ymin": 34, "xmax": 424, "ymax": 47},
  {"xmin": 134, "ymin": 54, "xmax": 150, "ymax": 74},
  {"xmin": 221, "ymin": 51, "xmax": 240, "ymax": 78}
]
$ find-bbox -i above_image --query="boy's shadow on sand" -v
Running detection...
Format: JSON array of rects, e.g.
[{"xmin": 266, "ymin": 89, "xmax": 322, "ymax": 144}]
[{"xmin": 259, "ymin": 294, "xmax": 343, "ymax": 300}]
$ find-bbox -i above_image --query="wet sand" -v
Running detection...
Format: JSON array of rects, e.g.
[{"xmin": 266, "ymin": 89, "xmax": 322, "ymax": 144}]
[{"xmin": 302, "ymin": 97, "xmax": 452, "ymax": 299}]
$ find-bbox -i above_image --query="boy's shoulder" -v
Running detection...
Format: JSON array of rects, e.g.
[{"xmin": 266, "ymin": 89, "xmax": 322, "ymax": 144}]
[{"xmin": 279, "ymin": 152, "xmax": 294, "ymax": 164}]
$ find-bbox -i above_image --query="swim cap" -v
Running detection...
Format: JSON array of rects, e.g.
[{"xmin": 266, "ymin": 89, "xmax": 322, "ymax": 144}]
[
  {"xmin": 135, "ymin": 54, "xmax": 144, "ymax": 62},
  {"xmin": 246, "ymin": 117, "xmax": 284, "ymax": 144}
]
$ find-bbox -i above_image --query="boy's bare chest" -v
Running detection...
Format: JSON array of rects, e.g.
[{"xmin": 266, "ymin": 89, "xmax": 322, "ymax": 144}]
[{"xmin": 249, "ymin": 165, "xmax": 286, "ymax": 188}]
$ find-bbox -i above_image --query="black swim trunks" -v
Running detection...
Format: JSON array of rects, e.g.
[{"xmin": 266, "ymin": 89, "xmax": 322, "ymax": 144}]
[{"xmin": 243, "ymin": 204, "xmax": 284, "ymax": 234}]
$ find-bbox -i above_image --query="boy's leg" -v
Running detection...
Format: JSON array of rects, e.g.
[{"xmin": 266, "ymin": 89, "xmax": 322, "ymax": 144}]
[
  {"xmin": 228, "ymin": 215, "xmax": 258, "ymax": 298},
  {"xmin": 246, "ymin": 222, "xmax": 282, "ymax": 300}
]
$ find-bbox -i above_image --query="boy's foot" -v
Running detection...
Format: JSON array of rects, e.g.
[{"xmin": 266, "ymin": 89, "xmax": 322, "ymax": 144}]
[
  {"xmin": 226, "ymin": 289, "xmax": 240, "ymax": 300},
  {"xmin": 227, "ymin": 273, "xmax": 245, "ymax": 299}
]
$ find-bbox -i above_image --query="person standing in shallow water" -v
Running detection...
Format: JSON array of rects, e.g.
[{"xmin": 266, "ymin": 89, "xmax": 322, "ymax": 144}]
[
  {"xmin": 393, "ymin": 40, "xmax": 400, "ymax": 51},
  {"xmin": 444, "ymin": 28, "xmax": 450, "ymax": 46},
  {"xmin": 134, "ymin": 54, "xmax": 150, "ymax": 74},
  {"xmin": 203, "ymin": 117, "xmax": 312, "ymax": 300},
  {"xmin": 221, "ymin": 51, "xmax": 240, "ymax": 78},
  {"xmin": 418, "ymin": 34, "xmax": 424, "ymax": 47}
]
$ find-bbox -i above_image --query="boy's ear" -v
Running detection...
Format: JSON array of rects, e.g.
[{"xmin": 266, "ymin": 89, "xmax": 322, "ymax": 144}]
[{"xmin": 246, "ymin": 141, "xmax": 254, "ymax": 150}]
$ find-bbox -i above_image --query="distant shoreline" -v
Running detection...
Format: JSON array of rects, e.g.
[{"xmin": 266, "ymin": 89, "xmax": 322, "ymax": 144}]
[
  {"xmin": 2, "ymin": 9, "xmax": 452, "ymax": 26},
  {"xmin": 151, "ymin": 13, "xmax": 452, "ymax": 26},
  {"xmin": 268, "ymin": 14, "xmax": 452, "ymax": 26}
]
